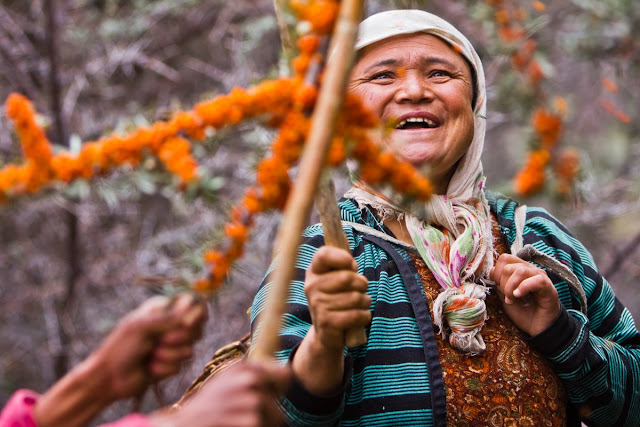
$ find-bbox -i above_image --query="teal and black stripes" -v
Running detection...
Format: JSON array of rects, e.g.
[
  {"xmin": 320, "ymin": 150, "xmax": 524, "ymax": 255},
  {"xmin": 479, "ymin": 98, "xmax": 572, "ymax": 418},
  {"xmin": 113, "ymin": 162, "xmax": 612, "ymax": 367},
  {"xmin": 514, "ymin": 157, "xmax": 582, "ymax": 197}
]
[
  {"xmin": 250, "ymin": 198, "xmax": 439, "ymax": 426},
  {"xmin": 367, "ymin": 318, "xmax": 423, "ymax": 348},
  {"xmin": 251, "ymin": 194, "xmax": 640, "ymax": 427},
  {"xmin": 340, "ymin": 410, "xmax": 433, "ymax": 427},
  {"xmin": 280, "ymin": 396, "xmax": 346, "ymax": 427},
  {"xmin": 349, "ymin": 363, "xmax": 431, "ymax": 402},
  {"xmin": 489, "ymin": 191, "xmax": 640, "ymax": 426}
]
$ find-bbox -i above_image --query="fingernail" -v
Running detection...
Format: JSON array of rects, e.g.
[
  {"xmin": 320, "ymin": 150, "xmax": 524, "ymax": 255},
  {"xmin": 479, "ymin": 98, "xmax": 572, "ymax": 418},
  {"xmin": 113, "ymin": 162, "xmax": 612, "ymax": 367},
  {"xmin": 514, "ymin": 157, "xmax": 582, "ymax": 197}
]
[{"xmin": 172, "ymin": 293, "xmax": 195, "ymax": 314}]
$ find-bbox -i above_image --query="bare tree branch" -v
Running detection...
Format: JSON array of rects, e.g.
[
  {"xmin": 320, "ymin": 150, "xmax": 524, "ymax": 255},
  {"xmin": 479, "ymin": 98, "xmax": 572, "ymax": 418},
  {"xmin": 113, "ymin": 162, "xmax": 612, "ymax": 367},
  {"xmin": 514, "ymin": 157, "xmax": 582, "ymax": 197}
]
[
  {"xmin": 45, "ymin": 0, "xmax": 67, "ymax": 146},
  {"xmin": 45, "ymin": 0, "xmax": 79, "ymax": 381},
  {"xmin": 0, "ymin": 40, "xmax": 40, "ymax": 100},
  {"xmin": 0, "ymin": 5, "xmax": 43, "ymax": 60},
  {"xmin": 603, "ymin": 230, "xmax": 640, "ymax": 279}
]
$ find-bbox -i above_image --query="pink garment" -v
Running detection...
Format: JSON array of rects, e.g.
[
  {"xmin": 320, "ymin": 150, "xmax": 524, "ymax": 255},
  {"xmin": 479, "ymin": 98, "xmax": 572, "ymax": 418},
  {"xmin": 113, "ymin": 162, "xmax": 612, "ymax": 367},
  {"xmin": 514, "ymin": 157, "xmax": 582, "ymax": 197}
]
[
  {"xmin": 0, "ymin": 390, "xmax": 151, "ymax": 427},
  {"xmin": 0, "ymin": 390, "xmax": 38, "ymax": 427}
]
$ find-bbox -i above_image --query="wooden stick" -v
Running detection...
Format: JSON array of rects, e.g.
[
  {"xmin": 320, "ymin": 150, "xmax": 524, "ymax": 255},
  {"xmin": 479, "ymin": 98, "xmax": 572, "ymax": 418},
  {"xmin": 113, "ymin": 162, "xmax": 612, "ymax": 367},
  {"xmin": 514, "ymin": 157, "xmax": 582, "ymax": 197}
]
[
  {"xmin": 315, "ymin": 175, "xmax": 350, "ymax": 250},
  {"xmin": 273, "ymin": 0, "xmax": 294, "ymax": 62},
  {"xmin": 250, "ymin": 0, "xmax": 364, "ymax": 361},
  {"xmin": 316, "ymin": 175, "xmax": 367, "ymax": 347}
]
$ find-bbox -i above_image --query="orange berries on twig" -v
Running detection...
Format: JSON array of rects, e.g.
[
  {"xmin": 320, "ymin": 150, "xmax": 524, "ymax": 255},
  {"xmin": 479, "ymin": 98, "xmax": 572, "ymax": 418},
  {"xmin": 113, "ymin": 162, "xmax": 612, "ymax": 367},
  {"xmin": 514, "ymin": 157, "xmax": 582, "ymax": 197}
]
[
  {"xmin": 514, "ymin": 149, "xmax": 549, "ymax": 196},
  {"xmin": 532, "ymin": 108, "xmax": 562, "ymax": 150},
  {"xmin": 554, "ymin": 147, "xmax": 580, "ymax": 196},
  {"xmin": 2, "ymin": 0, "xmax": 434, "ymax": 295}
]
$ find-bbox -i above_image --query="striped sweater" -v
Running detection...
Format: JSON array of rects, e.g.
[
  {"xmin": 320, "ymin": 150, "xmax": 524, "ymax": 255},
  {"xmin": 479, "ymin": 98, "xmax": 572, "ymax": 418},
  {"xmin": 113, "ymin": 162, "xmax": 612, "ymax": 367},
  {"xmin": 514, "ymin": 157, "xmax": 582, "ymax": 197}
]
[{"xmin": 250, "ymin": 192, "xmax": 640, "ymax": 426}]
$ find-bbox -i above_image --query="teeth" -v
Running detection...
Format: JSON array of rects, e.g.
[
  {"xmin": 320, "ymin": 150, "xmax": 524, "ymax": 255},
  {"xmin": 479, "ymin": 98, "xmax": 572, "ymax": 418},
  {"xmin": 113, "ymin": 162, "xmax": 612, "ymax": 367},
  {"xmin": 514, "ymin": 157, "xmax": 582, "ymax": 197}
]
[{"xmin": 396, "ymin": 117, "xmax": 436, "ymax": 129}]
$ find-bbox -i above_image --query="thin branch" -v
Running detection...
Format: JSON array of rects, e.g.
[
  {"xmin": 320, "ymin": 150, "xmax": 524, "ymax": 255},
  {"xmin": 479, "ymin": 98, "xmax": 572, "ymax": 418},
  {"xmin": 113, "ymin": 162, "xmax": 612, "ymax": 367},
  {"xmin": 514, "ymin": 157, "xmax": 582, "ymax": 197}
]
[
  {"xmin": 273, "ymin": 0, "xmax": 294, "ymax": 54},
  {"xmin": 0, "ymin": 5, "xmax": 43, "ymax": 60},
  {"xmin": 45, "ymin": 0, "xmax": 67, "ymax": 145},
  {"xmin": 146, "ymin": 3, "xmax": 238, "ymax": 57},
  {"xmin": 136, "ymin": 54, "xmax": 181, "ymax": 82},
  {"xmin": 0, "ymin": 40, "xmax": 40, "ymax": 100},
  {"xmin": 45, "ymin": 0, "xmax": 79, "ymax": 381},
  {"xmin": 250, "ymin": 0, "xmax": 364, "ymax": 361},
  {"xmin": 184, "ymin": 57, "xmax": 232, "ymax": 83},
  {"xmin": 0, "ymin": 6, "xmax": 43, "ymax": 100},
  {"xmin": 602, "ymin": 230, "xmax": 640, "ymax": 279}
]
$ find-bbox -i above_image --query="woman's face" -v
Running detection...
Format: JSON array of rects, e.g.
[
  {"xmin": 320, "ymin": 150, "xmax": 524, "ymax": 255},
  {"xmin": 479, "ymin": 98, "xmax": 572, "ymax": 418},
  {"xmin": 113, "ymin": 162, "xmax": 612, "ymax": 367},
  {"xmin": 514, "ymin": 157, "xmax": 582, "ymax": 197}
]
[{"xmin": 349, "ymin": 33, "xmax": 475, "ymax": 194}]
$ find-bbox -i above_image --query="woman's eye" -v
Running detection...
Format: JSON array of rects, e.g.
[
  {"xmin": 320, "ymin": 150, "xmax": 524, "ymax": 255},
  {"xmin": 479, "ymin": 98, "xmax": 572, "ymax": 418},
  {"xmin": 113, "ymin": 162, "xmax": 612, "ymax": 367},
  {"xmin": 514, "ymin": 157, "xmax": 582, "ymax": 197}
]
[
  {"xmin": 431, "ymin": 70, "xmax": 451, "ymax": 78},
  {"xmin": 370, "ymin": 72, "xmax": 393, "ymax": 81}
]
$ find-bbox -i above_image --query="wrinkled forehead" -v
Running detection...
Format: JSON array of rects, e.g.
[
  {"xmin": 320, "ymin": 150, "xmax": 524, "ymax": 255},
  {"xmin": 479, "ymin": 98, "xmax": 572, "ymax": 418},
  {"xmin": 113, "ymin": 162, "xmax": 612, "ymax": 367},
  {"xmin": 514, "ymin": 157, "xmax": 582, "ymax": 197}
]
[
  {"xmin": 355, "ymin": 32, "xmax": 467, "ymax": 68},
  {"xmin": 358, "ymin": 11, "xmax": 476, "ymax": 68}
]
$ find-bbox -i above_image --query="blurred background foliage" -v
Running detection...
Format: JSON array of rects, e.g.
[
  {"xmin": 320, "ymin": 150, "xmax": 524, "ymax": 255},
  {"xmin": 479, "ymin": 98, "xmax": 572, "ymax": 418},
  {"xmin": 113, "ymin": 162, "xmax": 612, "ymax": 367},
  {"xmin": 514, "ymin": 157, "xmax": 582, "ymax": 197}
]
[{"xmin": 0, "ymin": 0, "xmax": 638, "ymax": 423}]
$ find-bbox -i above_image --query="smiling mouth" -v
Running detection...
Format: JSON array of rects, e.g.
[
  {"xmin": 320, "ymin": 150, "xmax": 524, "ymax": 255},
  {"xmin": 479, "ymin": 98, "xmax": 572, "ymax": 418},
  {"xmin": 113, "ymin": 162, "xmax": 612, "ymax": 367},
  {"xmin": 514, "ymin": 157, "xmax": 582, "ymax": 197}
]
[{"xmin": 395, "ymin": 117, "xmax": 438, "ymax": 130}]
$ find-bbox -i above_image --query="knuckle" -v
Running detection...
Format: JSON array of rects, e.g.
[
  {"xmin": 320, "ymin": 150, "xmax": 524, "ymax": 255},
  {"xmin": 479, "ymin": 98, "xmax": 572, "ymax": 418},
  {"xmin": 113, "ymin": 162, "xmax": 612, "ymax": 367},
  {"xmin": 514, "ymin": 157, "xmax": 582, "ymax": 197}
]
[
  {"xmin": 316, "ymin": 245, "xmax": 332, "ymax": 258},
  {"xmin": 362, "ymin": 294, "xmax": 372, "ymax": 307},
  {"xmin": 502, "ymin": 265, "xmax": 514, "ymax": 276}
]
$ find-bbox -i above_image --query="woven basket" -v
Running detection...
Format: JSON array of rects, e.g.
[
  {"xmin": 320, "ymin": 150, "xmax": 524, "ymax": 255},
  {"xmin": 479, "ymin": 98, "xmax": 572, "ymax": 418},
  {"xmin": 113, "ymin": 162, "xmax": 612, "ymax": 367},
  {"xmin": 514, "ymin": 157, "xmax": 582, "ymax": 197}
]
[{"xmin": 174, "ymin": 332, "xmax": 251, "ymax": 407}]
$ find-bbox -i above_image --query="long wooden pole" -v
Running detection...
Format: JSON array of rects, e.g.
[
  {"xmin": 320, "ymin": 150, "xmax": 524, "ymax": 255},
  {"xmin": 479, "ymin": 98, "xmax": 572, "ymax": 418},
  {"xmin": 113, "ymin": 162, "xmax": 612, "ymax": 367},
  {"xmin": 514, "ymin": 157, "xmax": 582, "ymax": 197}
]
[{"xmin": 251, "ymin": 0, "xmax": 364, "ymax": 361}]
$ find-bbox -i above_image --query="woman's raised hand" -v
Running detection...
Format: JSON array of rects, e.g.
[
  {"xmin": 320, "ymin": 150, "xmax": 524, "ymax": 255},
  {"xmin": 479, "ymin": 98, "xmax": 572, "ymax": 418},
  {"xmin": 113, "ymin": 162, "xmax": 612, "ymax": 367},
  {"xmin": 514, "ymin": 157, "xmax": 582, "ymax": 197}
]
[{"xmin": 490, "ymin": 253, "xmax": 561, "ymax": 337}]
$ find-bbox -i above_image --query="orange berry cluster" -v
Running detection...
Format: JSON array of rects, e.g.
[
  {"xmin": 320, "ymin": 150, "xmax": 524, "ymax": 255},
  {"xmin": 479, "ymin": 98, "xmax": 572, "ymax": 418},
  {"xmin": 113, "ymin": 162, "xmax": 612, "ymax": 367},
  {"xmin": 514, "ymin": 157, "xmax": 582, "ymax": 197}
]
[
  {"xmin": 195, "ymin": 95, "xmax": 433, "ymax": 292},
  {"xmin": 484, "ymin": 0, "xmax": 580, "ymax": 196},
  {"xmin": 1, "ymin": 80, "xmax": 297, "ymax": 202},
  {"xmin": 194, "ymin": 109, "xmax": 308, "ymax": 292},
  {"xmin": 510, "ymin": 39, "xmax": 543, "ymax": 87},
  {"xmin": 2, "ymin": 94, "xmax": 55, "ymax": 198},
  {"xmin": 532, "ymin": 107, "xmax": 562, "ymax": 150},
  {"xmin": 513, "ymin": 148, "xmax": 549, "ymax": 196},
  {"xmin": 513, "ymin": 107, "xmax": 567, "ymax": 196},
  {"xmin": 290, "ymin": 0, "xmax": 339, "ymax": 35},
  {"xmin": 488, "ymin": 1, "xmax": 547, "ymax": 89},
  {"xmin": 554, "ymin": 147, "xmax": 580, "ymax": 196},
  {"xmin": 3, "ymin": 0, "xmax": 434, "ymax": 294}
]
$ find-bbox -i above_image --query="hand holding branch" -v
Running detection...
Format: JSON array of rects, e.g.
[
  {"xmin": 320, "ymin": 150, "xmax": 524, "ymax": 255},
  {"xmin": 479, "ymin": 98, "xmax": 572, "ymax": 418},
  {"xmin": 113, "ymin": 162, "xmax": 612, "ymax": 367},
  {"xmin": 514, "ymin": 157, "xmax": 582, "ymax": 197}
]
[
  {"xmin": 291, "ymin": 246, "xmax": 370, "ymax": 395},
  {"xmin": 33, "ymin": 293, "xmax": 207, "ymax": 427}
]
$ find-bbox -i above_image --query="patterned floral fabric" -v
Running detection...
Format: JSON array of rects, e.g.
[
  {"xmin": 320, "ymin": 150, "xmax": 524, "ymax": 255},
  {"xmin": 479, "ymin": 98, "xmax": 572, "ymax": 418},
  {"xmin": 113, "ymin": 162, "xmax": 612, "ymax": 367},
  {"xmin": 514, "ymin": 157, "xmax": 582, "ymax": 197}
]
[{"xmin": 411, "ymin": 217, "xmax": 568, "ymax": 426}]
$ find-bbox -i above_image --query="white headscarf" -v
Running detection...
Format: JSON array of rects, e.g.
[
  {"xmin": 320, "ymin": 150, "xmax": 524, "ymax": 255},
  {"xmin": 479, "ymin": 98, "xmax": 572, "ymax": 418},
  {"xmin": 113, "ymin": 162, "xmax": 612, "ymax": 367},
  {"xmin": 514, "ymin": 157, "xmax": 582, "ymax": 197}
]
[{"xmin": 346, "ymin": 10, "xmax": 494, "ymax": 354}]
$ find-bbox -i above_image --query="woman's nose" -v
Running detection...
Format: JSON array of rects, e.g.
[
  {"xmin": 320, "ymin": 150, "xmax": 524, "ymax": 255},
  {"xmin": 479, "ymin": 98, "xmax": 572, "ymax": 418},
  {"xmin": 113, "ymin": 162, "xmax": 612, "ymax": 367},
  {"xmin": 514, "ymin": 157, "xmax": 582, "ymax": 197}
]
[{"xmin": 394, "ymin": 72, "xmax": 433, "ymax": 103}]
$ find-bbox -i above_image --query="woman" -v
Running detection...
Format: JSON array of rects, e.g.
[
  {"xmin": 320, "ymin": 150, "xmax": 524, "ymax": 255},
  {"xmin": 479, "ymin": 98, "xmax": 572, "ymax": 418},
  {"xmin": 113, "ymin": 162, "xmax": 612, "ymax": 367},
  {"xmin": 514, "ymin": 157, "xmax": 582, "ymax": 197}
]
[
  {"xmin": 1, "ymin": 293, "xmax": 290, "ymax": 427},
  {"xmin": 250, "ymin": 9, "xmax": 640, "ymax": 427}
]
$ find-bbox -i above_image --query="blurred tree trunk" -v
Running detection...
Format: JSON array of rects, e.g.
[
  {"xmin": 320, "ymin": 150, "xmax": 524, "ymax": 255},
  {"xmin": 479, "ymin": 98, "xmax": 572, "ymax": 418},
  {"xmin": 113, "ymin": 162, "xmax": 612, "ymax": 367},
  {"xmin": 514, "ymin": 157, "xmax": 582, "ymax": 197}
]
[{"xmin": 45, "ymin": 0, "xmax": 77, "ymax": 380}]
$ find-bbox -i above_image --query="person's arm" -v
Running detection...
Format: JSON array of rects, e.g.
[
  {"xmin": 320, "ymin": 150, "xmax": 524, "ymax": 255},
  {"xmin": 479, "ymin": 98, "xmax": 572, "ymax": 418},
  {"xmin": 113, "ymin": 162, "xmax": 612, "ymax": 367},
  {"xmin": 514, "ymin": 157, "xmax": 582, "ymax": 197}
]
[
  {"xmin": 499, "ymin": 205, "xmax": 640, "ymax": 426},
  {"xmin": 32, "ymin": 355, "xmax": 120, "ymax": 427},
  {"xmin": 32, "ymin": 294, "xmax": 206, "ymax": 427},
  {"xmin": 527, "ymin": 275, "xmax": 640, "ymax": 426},
  {"xmin": 250, "ymin": 231, "xmax": 369, "ymax": 426}
]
